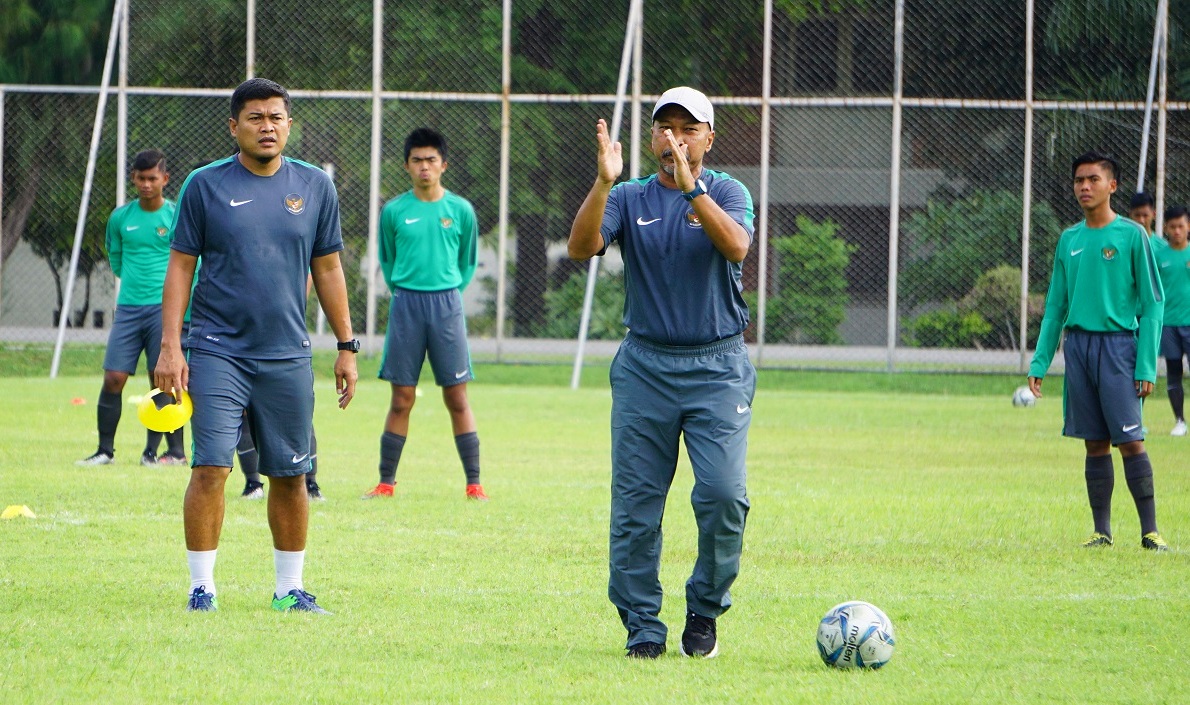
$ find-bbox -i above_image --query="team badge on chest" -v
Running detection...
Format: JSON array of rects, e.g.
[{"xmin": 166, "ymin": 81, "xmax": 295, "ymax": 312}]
[
  {"xmin": 440, "ymin": 217, "xmax": 453, "ymax": 228},
  {"xmin": 284, "ymin": 193, "xmax": 305, "ymax": 215},
  {"xmin": 685, "ymin": 209, "xmax": 702, "ymax": 229},
  {"xmin": 1101, "ymin": 247, "xmax": 1117, "ymax": 261},
  {"xmin": 156, "ymin": 226, "xmax": 169, "ymax": 237}
]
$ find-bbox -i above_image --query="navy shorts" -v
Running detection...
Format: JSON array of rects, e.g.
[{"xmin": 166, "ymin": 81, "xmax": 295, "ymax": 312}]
[
  {"xmin": 1160, "ymin": 325, "xmax": 1190, "ymax": 360},
  {"xmin": 1061, "ymin": 330, "xmax": 1145, "ymax": 445},
  {"xmin": 102, "ymin": 304, "xmax": 162, "ymax": 375},
  {"xmin": 187, "ymin": 349, "xmax": 314, "ymax": 477},
  {"xmin": 379, "ymin": 288, "xmax": 472, "ymax": 387}
]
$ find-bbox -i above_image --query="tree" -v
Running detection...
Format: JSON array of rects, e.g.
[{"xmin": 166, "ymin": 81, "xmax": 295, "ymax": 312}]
[
  {"xmin": 1, "ymin": 0, "xmax": 115, "ymax": 320},
  {"xmin": 901, "ymin": 189, "xmax": 1062, "ymax": 308}
]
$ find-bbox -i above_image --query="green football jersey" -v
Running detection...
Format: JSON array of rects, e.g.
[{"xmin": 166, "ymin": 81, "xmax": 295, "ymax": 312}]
[
  {"xmin": 1030, "ymin": 215, "xmax": 1164, "ymax": 382},
  {"xmin": 1154, "ymin": 243, "xmax": 1190, "ymax": 326},
  {"xmin": 106, "ymin": 199, "xmax": 176, "ymax": 306},
  {"xmin": 378, "ymin": 190, "xmax": 478, "ymax": 293}
]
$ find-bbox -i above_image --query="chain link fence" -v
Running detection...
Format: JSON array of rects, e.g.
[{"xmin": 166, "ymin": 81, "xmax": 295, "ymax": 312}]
[{"xmin": 2, "ymin": 0, "xmax": 1187, "ymax": 373}]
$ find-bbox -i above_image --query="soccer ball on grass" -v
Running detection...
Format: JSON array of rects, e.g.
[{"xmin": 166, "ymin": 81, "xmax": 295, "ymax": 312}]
[{"xmin": 816, "ymin": 600, "xmax": 896, "ymax": 669}]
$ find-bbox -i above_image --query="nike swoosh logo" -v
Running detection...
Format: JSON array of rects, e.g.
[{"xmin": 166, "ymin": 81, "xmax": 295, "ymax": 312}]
[
  {"xmin": 1161, "ymin": 263, "xmax": 1171, "ymax": 267},
  {"xmin": 1122, "ymin": 424, "xmax": 1139, "ymax": 432},
  {"xmin": 736, "ymin": 404, "xmax": 750, "ymax": 414},
  {"xmin": 126, "ymin": 225, "xmax": 140, "ymax": 231},
  {"xmin": 230, "ymin": 199, "xmax": 253, "ymax": 207},
  {"xmin": 454, "ymin": 370, "xmax": 469, "ymax": 379},
  {"xmin": 637, "ymin": 217, "xmax": 661, "ymax": 225},
  {"xmin": 1070, "ymin": 248, "xmax": 1083, "ymax": 256},
  {"xmin": 291, "ymin": 453, "xmax": 310, "ymax": 464},
  {"xmin": 405, "ymin": 218, "xmax": 421, "ymax": 224}
]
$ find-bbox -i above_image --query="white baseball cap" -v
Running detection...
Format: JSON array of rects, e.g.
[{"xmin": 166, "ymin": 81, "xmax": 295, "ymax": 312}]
[{"xmin": 652, "ymin": 86, "xmax": 714, "ymax": 130}]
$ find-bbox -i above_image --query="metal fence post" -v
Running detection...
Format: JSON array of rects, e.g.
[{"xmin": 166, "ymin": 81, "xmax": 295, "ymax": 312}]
[
  {"xmin": 885, "ymin": 0, "xmax": 906, "ymax": 373},
  {"xmin": 1019, "ymin": 0, "xmax": 1034, "ymax": 373}
]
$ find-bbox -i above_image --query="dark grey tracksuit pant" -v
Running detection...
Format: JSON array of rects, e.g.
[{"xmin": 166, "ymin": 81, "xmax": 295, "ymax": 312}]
[{"xmin": 608, "ymin": 332, "xmax": 755, "ymax": 648}]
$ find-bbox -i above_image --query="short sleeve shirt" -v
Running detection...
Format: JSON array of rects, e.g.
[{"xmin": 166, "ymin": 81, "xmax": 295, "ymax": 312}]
[
  {"xmin": 378, "ymin": 190, "xmax": 479, "ymax": 293},
  {"xmin": 170, "ymin": 156, "xmax": 343, "ymax": 359},
  {"xmin": 599, "ymin": 169, "xmax": 754, "ymax": 346},
  {"xmin": 106, "ymin": 200, "xmax": 176, "ymax": 306}
]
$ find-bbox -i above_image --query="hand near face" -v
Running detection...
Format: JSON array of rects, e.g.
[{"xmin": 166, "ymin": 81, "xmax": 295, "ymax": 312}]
[
  {"xmin": 595, "ymin": 119, "xmax": 623, "ymax": 186},
  {"xmin": 663, "ymin": 129, "xmax": 695, "ymax": 192}
]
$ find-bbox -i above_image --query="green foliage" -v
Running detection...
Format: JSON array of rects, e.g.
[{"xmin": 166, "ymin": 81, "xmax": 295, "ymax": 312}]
[
  {"xmin": 961, "ymin": 265, "xmax": 1047, "ymax": 349},
  {"xmin": 905, "ymin": 307, "xmax": 993, "ymax": 349},
  {"xmin": 542, "ymin": 270, "xmax": 625, "ymax": 340},
  {"xmin": 0, "ymin": 0, "xmax": 111, "ymax": 84},
  {"xmin": 902, "ymin": 189, "xmax": 1062, "ymax": 308},
  {"xmin": 765, "ymin": 216, "xmax": 854, "ymax": 345}
]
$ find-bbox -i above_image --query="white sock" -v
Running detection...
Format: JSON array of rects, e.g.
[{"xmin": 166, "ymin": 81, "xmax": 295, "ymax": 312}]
[
  {"xmin": 274, "ymin": 549, "xmax": 305, "ymax": 598},
  {"xmin": 187, "ymin": 549, "xmax": 217, "ymax": 595}
]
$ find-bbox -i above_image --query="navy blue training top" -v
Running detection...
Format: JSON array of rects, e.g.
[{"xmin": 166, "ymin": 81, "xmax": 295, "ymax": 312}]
[
  {"xmin": 599, "ymin": 169, "xmax": 754, "ymax": 346},
  {"xmin": 170, "ymin": 156, "xmax": 343, "ymax": 359}
]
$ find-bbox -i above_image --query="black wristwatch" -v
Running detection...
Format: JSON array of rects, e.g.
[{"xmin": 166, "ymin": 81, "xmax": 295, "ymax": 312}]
[
  {"xmin": 336, "ymin": 339, "xmax": 361, "ymax": 353},
  {"xmin": 682, "ymin": 179, "xmax": 708, "ymax": 202}
]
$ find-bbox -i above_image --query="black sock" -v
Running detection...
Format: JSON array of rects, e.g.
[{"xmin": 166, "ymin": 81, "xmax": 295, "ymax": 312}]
[
  {"xmin": 379, "ymin": 432, "xmax": 406, "ymax": 485},
  {"xmin": 1123, "ymin": 453, "xmax": 1158, "ymax": 535},
  {"xmin": 455, "ymin": 431, "xmax": 480, "ymax": 485},
  {"xmin": 237, "ymin": 428, "xmax": 261, "ymax": 484},
  {"xmin": 306, "ymin": 428, "xmax": 318, "ymax": 483},
  {"xmin": 1084, "ymin": 454, "xmax": 1114, "ymax": 536},
  {"xmin": 144, "ymin": 430, "xmax": 163, "ymax": 456},
  {"xmin": 1167, "ymin": 359, "xmax": 1184, "ymax": 420},
  {"xmin": 165, "ymin": 427, "xmax": 186, "ymax": 458},
  {"xmin": 97, "ymin": 390, "xmax": 121, "ymax": 455}
]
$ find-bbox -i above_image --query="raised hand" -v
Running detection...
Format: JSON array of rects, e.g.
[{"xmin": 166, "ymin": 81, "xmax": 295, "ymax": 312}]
[{"xmin": 595, "ymin": 119, "xmax": 623, "ymax": 185}]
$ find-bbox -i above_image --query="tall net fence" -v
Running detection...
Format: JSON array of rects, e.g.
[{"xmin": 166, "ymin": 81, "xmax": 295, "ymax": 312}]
[{"xmin": 2, "ymin": 0, "xmax": 1187, "ymax": 373}]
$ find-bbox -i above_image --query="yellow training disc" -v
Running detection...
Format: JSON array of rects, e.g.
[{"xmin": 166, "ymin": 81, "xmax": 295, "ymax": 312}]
[{"xmin": 137, "ymin": 388, "xmax": 193, "ymax": 432}]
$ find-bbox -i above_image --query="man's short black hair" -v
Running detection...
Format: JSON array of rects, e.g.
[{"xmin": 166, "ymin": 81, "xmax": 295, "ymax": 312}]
[
  {"xmin": 1130, "ymin": 191, "xmax": 1156, "ymax": 210},
  {"xmin": 1071, "ymin": 151, "xmax": 1119, "ymax": 180},
  {"xmin": 230, "ymin": 78, "xmax": 290, "ymax": 119},
  {"xmin": 1165, "ymin": 205, "xmax": 1189, "ymax": 222},
  {"xmin": 404, "ymin": 127, "xmax": 447, "ymax": 163},
  {"xmin": 132, "ymin": 149, "xmax": 166, "ymax": 173}
]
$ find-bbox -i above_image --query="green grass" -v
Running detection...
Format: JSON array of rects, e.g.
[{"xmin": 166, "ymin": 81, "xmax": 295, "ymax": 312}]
[
  {"xmin": 1, "ymin": 372, "xmax": 1186, "ymax": 704},
  {"xmin": 1, "ymin": 342, "xmax": 1034, "ymax": 396}
]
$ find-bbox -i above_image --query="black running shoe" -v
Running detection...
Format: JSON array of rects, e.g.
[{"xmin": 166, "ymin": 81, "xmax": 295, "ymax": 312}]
[
  {"xmin": 680, "ymin": 610, "xmax": 719, "ymax": 658},
  {"xmin": 241, "ymin": 480, "xmax": 265, "ymax": 499},
  {"xmin": 626, "ymin": 642, "xmax": 666, "ymax": 659},
  {"xmin": 1142, "ymin": 532, "xmax": 1170, "ymax": 552},
  {"xmin": 1081, "ymin": 532, "xmax": 1113, "ymax": 548},
  {"xmin": 306, "ymin": 480, "xmax": 325, "ymax": 501}
]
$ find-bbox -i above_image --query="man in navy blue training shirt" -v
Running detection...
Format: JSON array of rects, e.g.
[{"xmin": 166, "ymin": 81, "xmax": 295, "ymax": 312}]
[
  {"xmin": 568, "ymin": 86, "xmax": 756, "ymax": 660},
  {"xmin": 155, "ymin": 78, "xmax": 359, "ymax": 614}
]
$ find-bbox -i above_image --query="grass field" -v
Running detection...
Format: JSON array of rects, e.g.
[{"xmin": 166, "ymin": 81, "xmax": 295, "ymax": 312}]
[{"xmin": 1, "ymin": 366, "xmax": 1186, "ymax": 704}]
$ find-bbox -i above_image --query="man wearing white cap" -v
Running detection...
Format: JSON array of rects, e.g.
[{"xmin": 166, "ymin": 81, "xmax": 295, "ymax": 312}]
[{"xmin": 568, "ymin": 86, "xmax": 756, "ymax": 660}]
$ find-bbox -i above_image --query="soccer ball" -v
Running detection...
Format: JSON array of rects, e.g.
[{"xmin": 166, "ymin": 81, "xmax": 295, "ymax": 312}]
[
  {"xmin": 1012, "ymin": 385, "xmax": 1036, "ymax": 408},
  {"xmin": 816, "ymin": 601, "xmax": 896, "ymax": 669}
]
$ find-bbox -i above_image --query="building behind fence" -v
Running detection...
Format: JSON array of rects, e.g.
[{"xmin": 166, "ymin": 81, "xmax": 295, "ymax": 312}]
[{"xmin": 2, "ymin": 0, "xmax": 1187, "ymax": 373}]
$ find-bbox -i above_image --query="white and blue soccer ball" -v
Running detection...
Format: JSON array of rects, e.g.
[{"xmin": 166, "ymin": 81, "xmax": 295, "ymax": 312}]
[
  {"xmin": 816, "ymin": 601, "xmax": 896, "ymax": 669},
  {"xmin": 1012, "ymin": 385, "xmax": 1036, "ymax": 408}
]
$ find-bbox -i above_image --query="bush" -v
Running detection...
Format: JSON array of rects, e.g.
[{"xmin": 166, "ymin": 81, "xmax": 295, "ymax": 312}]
[
  {"xmin": 902, "ymin": 189, "xmax": 1061, "ymax": 308},
  {"xmin": 765, "ymin": 216, "xmax": 854, "ymax": 344},
  {"xmin": 542, "ymin": 270, "xmax": 625, "ymax": 340},
  {"xmin": 962, "ymin": 265, "xmax": 1046, "ymax": 349},
  {"xmin": 905, "ymin": 308, "xmax": 993, "ymax": 348}
]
